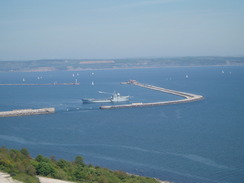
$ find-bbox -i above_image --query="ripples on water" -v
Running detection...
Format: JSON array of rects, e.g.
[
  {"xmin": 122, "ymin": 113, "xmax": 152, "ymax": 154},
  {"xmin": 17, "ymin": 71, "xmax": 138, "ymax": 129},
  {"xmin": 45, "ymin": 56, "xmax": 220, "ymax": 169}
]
[{"xmin": 0, "ymin": 67, "xmax": 244, "ymax": 183}]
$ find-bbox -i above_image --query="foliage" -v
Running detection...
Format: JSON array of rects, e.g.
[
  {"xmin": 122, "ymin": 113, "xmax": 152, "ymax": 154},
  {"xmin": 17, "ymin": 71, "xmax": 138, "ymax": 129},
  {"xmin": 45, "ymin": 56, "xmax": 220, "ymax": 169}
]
[
  {"xmin": 36, "ymin": 162, "xmax": 55, "ymax": 176},
  {"xmin": 0, "ymin": 146, "xmax": 160, "ymax": 183},
  {"xmin": 0, "ymin": 147, "xmax": 39, "ymax": 183}
]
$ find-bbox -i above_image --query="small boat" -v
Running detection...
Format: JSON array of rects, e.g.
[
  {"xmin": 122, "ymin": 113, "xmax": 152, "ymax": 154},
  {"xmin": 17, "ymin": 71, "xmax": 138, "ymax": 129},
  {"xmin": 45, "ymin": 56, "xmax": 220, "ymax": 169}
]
[{"xmin": 82, "ymin": 92, "xmax": 130, "ymax": 104}]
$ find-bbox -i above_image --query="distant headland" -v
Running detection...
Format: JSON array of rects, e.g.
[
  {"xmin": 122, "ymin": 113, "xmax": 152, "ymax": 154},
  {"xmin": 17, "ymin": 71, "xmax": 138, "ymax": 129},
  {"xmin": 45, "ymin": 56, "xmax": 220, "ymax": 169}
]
[{"xmin": 0, "ymin": 56, "xmax": 244, "ymax": 72}]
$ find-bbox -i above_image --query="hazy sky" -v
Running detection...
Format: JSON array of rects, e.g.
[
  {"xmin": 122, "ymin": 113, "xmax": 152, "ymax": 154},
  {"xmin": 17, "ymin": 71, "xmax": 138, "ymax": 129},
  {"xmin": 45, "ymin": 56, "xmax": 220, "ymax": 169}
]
[{"xmin": 0, "ymin": 0, "xmax": 244, "ymax": 60}]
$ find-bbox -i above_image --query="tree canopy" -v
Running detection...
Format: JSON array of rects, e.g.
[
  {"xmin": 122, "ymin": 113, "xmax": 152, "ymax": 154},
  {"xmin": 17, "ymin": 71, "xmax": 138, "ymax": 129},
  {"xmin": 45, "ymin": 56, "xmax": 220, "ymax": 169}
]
[{"xmin": 0, "ymin": 147, "xmax": 161, "ymax": 183}]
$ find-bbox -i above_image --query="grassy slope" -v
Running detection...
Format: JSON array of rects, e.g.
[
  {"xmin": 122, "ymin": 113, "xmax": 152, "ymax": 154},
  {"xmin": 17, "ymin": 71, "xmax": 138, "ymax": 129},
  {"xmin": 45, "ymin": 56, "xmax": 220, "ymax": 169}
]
[{"xmin": 0, "ymin": 147, "xmax": 161, "ymax": 183}]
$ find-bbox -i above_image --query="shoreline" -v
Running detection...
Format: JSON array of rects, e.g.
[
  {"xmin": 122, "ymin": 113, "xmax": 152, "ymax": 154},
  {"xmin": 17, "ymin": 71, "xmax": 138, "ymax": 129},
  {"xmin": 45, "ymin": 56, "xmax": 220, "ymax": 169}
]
[{"xmin": 0, "ymin": 64, "xmax": 243, "ymax": 73}]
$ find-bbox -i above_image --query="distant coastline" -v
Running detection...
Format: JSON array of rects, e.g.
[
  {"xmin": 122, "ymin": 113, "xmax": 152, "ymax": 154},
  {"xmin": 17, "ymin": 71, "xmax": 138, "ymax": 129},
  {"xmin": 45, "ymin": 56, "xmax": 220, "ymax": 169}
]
[{"xmin": 0, "ymin": 56, "xmax": 244, "ymax": 72}]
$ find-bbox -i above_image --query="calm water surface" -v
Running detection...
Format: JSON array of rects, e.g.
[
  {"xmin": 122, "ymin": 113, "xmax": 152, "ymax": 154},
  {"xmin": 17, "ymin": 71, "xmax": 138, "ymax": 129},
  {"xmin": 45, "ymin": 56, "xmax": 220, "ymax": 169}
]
[{"xmin": 0, "ymin": 67, "xmax": 244, "ymax": 183}]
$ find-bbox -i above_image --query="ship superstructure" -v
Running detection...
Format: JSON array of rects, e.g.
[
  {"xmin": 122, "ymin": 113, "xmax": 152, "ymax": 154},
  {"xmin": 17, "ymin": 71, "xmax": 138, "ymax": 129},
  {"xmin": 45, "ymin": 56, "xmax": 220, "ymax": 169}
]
[{"xmin": 82, "ymin": 92, "xmax": 130, "ymax": 104}]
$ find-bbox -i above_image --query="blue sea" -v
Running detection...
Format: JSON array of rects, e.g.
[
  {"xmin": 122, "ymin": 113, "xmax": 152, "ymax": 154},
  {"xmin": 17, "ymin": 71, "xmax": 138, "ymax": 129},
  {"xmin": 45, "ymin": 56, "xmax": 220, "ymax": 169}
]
[{"xmin": 0, "ymin": 66, "xmax": 244, "ymax": 183}]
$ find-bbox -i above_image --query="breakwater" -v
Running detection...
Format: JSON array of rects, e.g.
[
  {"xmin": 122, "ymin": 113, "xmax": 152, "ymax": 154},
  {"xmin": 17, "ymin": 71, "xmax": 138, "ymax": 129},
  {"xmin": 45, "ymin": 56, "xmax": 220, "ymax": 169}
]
[
  {"xmin": 0, "ymin": 108, "xmax": 55, "ymax": 117},
  {"xmin": 0, "ymin": 83, "xmax": 80, "ymax": 86},
  {"xmin": 100, "ymin": 80, "xmax": 204, "ymax": 109}
]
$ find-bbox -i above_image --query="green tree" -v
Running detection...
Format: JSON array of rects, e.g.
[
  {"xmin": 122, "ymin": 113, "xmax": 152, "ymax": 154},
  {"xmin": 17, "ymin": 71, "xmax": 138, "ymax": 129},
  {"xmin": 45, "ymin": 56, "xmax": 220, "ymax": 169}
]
[
  {"xmin": 26, "ymin": 165, "xmax": 36, "ymax": 176},
  {"xmin": 36, "ymin": 162, "xmax": 55, "ymax": 176},
  {"xmin": 20, "ymin": 148, "xmax": 30, "ymax": 158},
  {"xmin": 35, "ymin": 155, "xmax": 45, "ymax": 162},
  {"xmin": 35, "ymin": 154, "xmax": 50, "ymax": 163},
  {"xmin": 0, "ymin": 147, "xmax": 161, "ymax": 183},
  {"xmin": 53, "ymin": 169, "xmax": 67, "ymax": 180},
  {"xmin": 74, "ymin": 156, "xmax": 85, "ymax": 167},
  {"xmin": 57, "ymin": 159, "xmax": 70, "ymax": 169}
]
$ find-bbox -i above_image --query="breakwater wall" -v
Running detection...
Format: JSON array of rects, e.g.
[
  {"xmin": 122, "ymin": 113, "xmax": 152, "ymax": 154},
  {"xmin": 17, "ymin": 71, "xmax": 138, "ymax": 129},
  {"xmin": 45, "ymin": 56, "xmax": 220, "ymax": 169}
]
[
  {"xmin": 0, "ymin": 108, "xmax": 55, "ymax": 117},
  {"xmin": 0, "ymin": 83, "xmax": 79, "ymax": 86},
  {"xmin": 100, "ymin": 80, "xmax": 204, "ymax": 109}
]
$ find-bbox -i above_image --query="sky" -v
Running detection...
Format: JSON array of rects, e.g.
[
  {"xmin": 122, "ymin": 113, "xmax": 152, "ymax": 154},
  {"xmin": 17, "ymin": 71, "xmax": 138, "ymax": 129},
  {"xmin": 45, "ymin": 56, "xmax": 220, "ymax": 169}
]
[{"xmin": 0, "ymin": 0, "xmax": 244, "ymax": 60}]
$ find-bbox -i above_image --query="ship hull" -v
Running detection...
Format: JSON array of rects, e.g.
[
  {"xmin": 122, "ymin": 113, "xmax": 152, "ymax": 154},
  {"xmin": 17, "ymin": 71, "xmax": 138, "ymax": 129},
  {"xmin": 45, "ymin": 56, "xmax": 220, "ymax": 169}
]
[
  {"xmin": 82, "ymin": 98, "xmax": 112, "ymax": 104},
  {"xmin": 82, "ymin": 92, "xmax": 130, "ymax": 104},
  {"xmin": 82, "ymin": 96, "xmax": 130, "ymax": 104}
]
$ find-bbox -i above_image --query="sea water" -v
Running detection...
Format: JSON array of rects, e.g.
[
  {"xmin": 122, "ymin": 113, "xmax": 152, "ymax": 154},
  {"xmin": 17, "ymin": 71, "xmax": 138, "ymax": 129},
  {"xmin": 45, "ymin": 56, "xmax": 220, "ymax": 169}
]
[{"xmin": 0, "ymin": 66, "xmax": 244, "ymax": 183}]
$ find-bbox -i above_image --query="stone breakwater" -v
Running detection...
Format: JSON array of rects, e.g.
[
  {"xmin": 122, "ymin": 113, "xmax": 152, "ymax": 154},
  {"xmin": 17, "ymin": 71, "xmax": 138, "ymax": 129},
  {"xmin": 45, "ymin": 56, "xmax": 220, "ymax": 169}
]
[
  {"xmin": 100, "ymin": 80, "xmax": 204, "ymax": 109},
  {"xmin": 0, "ymin": 108, "xmax": 55, "ymax": 117},
  {"xmin": 0, "ymin": 83, "xmax": 79, "ymax": 86}
]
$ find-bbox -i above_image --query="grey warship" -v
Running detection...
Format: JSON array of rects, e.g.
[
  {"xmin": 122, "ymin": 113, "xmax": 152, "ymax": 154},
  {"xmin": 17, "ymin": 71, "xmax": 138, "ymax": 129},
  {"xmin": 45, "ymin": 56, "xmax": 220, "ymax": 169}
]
[{"xmin": 82, "ymin": 92, "xmax": 130, "ymax": 104}]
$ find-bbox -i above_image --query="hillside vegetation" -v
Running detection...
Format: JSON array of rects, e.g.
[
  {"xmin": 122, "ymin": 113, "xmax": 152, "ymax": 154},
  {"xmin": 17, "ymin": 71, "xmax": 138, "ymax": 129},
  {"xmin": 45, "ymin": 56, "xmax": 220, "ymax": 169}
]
[{"xmin": 0, "ymin": 147, "xmax": 160, "ymax": 183}]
